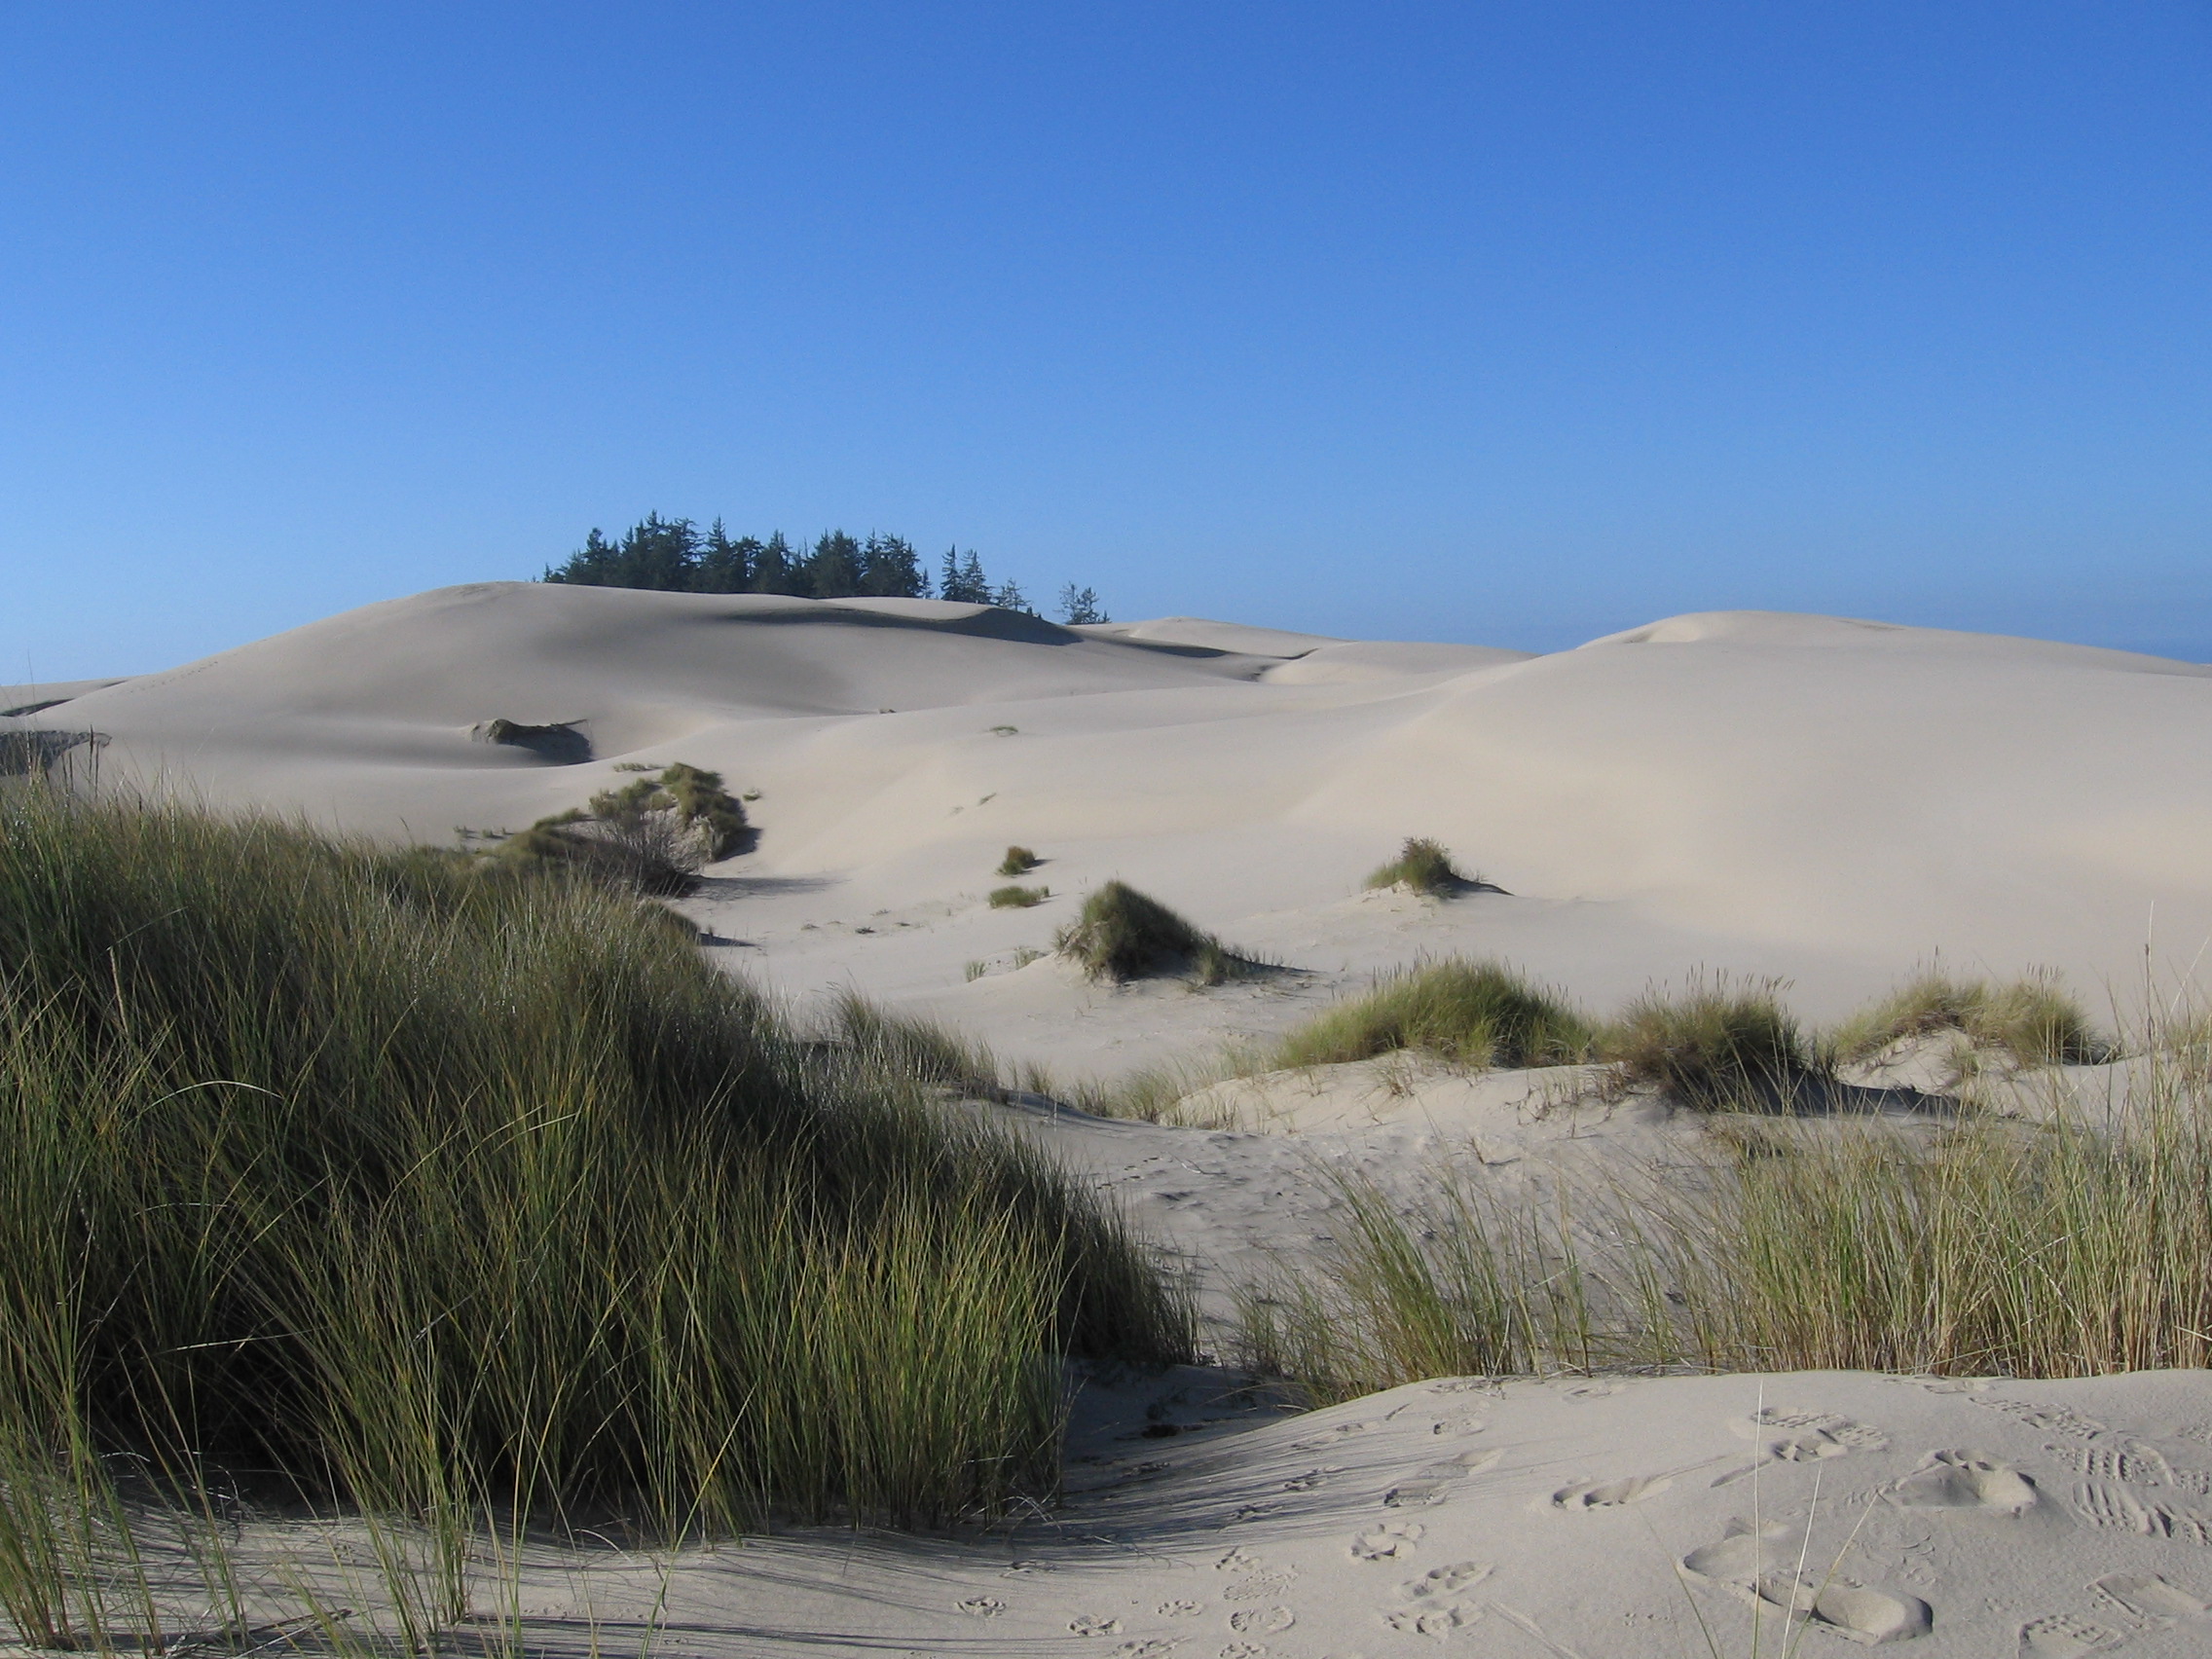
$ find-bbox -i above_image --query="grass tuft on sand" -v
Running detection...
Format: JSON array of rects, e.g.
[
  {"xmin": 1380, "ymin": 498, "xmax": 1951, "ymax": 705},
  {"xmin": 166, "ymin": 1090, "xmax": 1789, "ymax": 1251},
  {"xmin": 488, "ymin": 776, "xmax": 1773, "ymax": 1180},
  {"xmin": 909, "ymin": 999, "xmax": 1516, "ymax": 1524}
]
[
  {"xmin": 1363, "ymin": 836, "xmax": 1467, "ymax": 896},
  {"xmin": 1831, "ymin": 968, "xmax": 2112, "ymax": 1067},
  {"xmin": 1274, "ymin": 959, "xmax": 1594, "ymax": 1071},
  {"xmin": 1054, "ymin": 880, "xmax": 1246, "ymax": 986},
  {"xmin": 989, "ymin": 883, "xmax": 1049, "ymax": 908},
  {"xmin": 1601, "ymin": 974, "xmax": 1821, "ymax": 1109},
  {"xmin": 0, "ymin": 784, "xmax": 1192, "ymax": 1642},
  {"xmin": 996, "ymin": 845, "xmax": 1040, "ymax": 876}
]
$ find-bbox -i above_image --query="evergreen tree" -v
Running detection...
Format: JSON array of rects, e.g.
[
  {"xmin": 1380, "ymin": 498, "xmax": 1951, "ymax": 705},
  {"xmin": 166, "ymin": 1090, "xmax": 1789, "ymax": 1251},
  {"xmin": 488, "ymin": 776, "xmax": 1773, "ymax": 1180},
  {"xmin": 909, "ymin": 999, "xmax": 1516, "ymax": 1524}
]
[
  {"xmin": 859, "ymin": 534, "xmax": 928, "ymax": 598},
  {"xmin": 801, "ymin": 531, "xmax": 865, "ymax": 599},
  {"xmin": 992, "ymin": 578, "xmax": 1030, "ymax": 614},
  {"xmin": 695, "ymin": 519, "xmax": 756, "ymax": 593},
  {"xmin": 1057, "ymin": 584, "xmax": 1108, "ymax": 625},
  {"xmin": 751, "ymin": 532, "xmax": 804, "ymax": 595}
]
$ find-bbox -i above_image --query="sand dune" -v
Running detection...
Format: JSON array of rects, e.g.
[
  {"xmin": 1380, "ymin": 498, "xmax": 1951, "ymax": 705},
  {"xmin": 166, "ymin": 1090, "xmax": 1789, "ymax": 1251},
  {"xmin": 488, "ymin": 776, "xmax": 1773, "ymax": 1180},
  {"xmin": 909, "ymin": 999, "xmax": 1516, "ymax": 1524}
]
[
  {"xmin": 16, "ymin": 581, "xmax": 2203, "ymax": 1056},
  {"xmin": 15, "ymin": 582, "xmax": 2212, "ymax": 1653}
]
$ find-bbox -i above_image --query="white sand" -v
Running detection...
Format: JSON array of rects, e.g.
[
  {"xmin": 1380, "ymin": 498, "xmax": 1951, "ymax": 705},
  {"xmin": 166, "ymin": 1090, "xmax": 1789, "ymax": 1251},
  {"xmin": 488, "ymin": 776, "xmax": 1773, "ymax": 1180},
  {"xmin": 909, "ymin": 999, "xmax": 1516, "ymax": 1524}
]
[{"xmin": 15, "ymin": 583, "xmax": 2212, "ymax": 1653}]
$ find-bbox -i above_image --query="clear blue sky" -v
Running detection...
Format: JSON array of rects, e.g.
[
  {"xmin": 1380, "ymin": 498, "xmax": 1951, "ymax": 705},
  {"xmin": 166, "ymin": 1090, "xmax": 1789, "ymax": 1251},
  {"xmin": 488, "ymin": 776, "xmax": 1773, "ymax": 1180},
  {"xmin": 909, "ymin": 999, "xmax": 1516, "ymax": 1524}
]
[{"xmin": 5, "ymin": 3, "xmax": 2208, "ymax": 680}]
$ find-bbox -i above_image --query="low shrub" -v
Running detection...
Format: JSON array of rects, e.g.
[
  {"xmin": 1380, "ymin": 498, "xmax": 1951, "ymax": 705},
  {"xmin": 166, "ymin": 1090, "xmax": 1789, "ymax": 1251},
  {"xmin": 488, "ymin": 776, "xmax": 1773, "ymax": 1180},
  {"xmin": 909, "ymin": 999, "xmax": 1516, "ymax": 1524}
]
[
  {"xmin": 1833, "ymin": 969, "xmax": 2111, "ymax": 1067},
  {"xmin": 1364, "ymin": 836, "xmax": 1465, "ymax": 896},
  {"xmin": 1054, "ymin": 880, "xmax": 1244, "ymax": 985},
  {"xmin": 498, "ymin": 760, "xmax": 751, "ymax": 895},
  {"xmin": 1602, "ymin": 975, "xmax": 1819, "ymax": 1108},
  {"xmin": 997, "ymin": 845, "xmax": 1040, "ymax": 876},
  {"xmin": 1275, "ymin": 959, "xmax": 1595, "ymax": 1071}
]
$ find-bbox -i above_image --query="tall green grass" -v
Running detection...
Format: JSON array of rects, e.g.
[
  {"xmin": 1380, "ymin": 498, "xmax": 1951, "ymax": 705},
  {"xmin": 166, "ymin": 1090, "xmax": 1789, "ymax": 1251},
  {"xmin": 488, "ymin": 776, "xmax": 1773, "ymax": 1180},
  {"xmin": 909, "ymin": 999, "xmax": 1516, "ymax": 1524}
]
[
  {"xmin": 1830, "ymin": 968, "xmax": 2112, "ymax": 1067},
  {"xmin": 1054, "ymin": 881, "xmax": 1244, "ymax": 985},
  {"xmin": 0, "ymin": 787, "xmax": 1190, "ymax": 1645},
  {"xmin": 1274, "ymin": 960, "xmax": 1594, "ymax": 1071},
  {"xmin": 1602, "ymin": 975, "xmax": 1818, "ymax": 1109},
  {"xmin": 1235, "ymin": 1075, "xmax": 2212, "ymax": 1402},
  {"xmin": 1362, "ymin": 836, "xmax": 1466, "ymax": 896}
]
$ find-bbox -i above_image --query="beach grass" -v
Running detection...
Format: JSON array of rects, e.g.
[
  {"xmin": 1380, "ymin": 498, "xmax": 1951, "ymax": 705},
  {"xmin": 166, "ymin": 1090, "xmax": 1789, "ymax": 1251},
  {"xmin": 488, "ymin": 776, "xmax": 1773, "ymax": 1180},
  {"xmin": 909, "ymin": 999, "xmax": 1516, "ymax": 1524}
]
[
  {"xmin": 1363, "ymin": 836, "xmax": 1466, "ymax": 896},
  {"xmin": 996, "ymin": 845, "xmax": 1040, "ymax": 877},
  {"xmin": 989, "ymin": 883, "xmax": 1049, "ymax": 907},
  {"xmin": 0, "ymin": 786, "xmax": 1192, "ymax": 1647},
  {"xmin": 1274, "ymin": 959, "xmax": 1594, "ymax": 1071},
  {"xmin": 1601, "ymin": 974, "xmax": 1821, "ymax": 1109},
  {"xmin": 1054, "ymin": 880, "xmax": 1244, "ymax": 985},
  {"xmin": 1830, "ymin": 968, "xmax": 2112, "ymax": 1067}
]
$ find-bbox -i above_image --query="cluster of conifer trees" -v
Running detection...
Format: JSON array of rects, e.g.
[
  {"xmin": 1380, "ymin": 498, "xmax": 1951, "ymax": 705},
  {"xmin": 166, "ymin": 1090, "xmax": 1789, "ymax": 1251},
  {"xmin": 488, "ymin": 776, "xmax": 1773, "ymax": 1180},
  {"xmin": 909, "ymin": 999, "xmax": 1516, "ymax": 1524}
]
[{"xmin": 540, "ymin": 514, "xmax": 1107, "ymax": 623}]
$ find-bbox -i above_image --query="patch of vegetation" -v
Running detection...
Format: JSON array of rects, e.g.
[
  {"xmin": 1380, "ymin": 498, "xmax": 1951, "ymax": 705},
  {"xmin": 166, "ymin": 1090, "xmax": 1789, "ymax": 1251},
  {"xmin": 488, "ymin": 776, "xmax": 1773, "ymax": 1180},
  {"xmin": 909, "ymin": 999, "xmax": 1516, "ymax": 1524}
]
[
  {"xmin": 1236, "ymin": 1083, "xmax": 2212, "ymax": 1401},
  {"xmin": 0, "ymin": 786, "xmax": 1191, "ymax": 1640},
  {"xmin": 1363, "ymin": 836, "xmax": 1467, "ymax": 896},
  {"xmin": 1832, "ymin": 969, "xmax": 2112, "ymax": 1067},
  {"xmin": 1053, "ymin": 881, "xmax": 1246, "ymax": 986},
  {"xmin": 989, "ymin": 884, "xmax": 1049, "ymax": 908},
  {"xmin": 498, "ymin": 761, "xmax": 751, "ymax": 894},
  {"xmin": 1275, "ymin": 959, "xmax": 1595, "ymax": 1071},
  {"xmin": 1601, "ymin": 975, "xmax": 1820, "ymax": 1109},
  {"xmin": 996, "ymin": 845, "xmax": 1040, "ymax": 876}
]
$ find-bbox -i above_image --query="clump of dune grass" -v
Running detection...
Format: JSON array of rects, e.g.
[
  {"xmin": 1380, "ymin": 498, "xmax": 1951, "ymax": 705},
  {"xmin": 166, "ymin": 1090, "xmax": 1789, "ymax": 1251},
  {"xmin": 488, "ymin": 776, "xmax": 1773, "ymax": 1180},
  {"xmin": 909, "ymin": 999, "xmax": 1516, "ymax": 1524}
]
[
  {"xmin": 996, "ymin": 845, "xmax": 1040, "ymax": 876},
  {"xmin": 989, "ymin": 883, "xmax": 1049, "ymax": 908},
  {"xmin": 1237, "ymin": 1073, "xmax": 2212, "ymax": 1401},
  {"xmin": 1275, "ymin": 959, "xmax": 1594, "ymax": 1071},
  {"xmin": 499, "ymin": 760, "xmax": 750, "ymax": 894},
  {"xmin": 1832, "ymin": 968, "xmax": 2112, "ymax": 1068},
  {"xmin": 1602, "ymin": 975, "xmax": 1821, "ymax": 1109},
  {"xmin": 1054, "ymin": 880, "xmax": 1246, "ymax": 986},
  {"xmin": 1363, "ymin": 836, "xmax": 1466, "ymax": 896},
  {"xmin": 0, "ymin": 787, "xmax": 1191, "ymax": 1649}
]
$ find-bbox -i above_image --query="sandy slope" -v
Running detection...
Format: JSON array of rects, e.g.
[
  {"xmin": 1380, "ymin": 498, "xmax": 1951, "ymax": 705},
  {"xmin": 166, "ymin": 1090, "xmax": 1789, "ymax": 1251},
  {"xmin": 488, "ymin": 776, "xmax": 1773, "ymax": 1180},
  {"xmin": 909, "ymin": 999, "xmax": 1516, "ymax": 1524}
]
[
  {"xmin": 17, "ymin": 581, "xmax": 2209, "ymax": 1072},
  {"xmin": 16, "ymin": 584, "xmax": 2212, "ymax": 1653}
]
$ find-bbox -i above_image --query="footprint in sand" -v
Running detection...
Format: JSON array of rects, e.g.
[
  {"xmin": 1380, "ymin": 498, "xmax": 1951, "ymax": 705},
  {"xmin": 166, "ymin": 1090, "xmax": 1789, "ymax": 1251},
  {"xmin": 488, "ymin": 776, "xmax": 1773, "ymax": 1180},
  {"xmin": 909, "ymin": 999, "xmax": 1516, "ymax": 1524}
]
[
  {"xmin": 1350, "ymin": 1521, "xmax": 1424, "ymax": 1561},
  {"xmin": 2095, "ymin": 1571, "xmax": 2211, "ymax": 1620},
  {"xmin": 1216, "ymin": 1548, "xmax": 1263, "ymax": 1572},
  {"xmin": 1387, "ymin": 1448, "xmax": 1502, "ymax": 1506},
  {"xmin": 2073, "ymin": 1485, "xmax": 2212, "ymax": 1545},
  {"xmin": 1223, "ymin": 1570, "xmax": 1294, "ymax": 1602},
  {"xmin": 1551, "ymin": 1473, "xmax": 1673, "ymax": 1510},
  {"xmin": 2046, "ymin": 1443, "xmax": 2171, "ymax": 1485},
  {"xmin": 1682, "ymin": 1527, "xmax": 1932, "ymax": 1643},
  {"xmin": 1397, "ymin": 1562, "xmax": 1493, "ymax": 1600},
  {"xmin": 1159, "ymin": 1600, "xmax": 1205, "ymax": 1617},
  {"xmin": 1562, "ymin": 1381, "xmax": 1620, "ymax": 1400},
  {"xmin": 1069, "ymin": 1614, "xmax": 1124, "ymax": 1636},
  {"xmin": 1427, "ymin": 1378, "xmax": 1488, "ymax": 1393},
  {"xmin": 1887, "ymin": 1450, "xmax": 2042, "ymax": 1514},
  {"xmin": 1281, "ymin": 1465, "xmax": 1343, "ymax": 1491},
  {"xmin": 2017, "ymin": 1612, "xmax": 2122, "ymax": 1655},
  {"xmin": 1227, "ymin": 1606, "xmax": 1293, "ymax": 1635},
  {"xmin": 1974, "ymin": 1397, "xmax": 2106, "ymax": 1438},
  {"xmin": 956, "ymin": 1596, "xmax": 1007, "ymax": 1617},
  {"xmin": 1296, "ymin": 1419, "xmax": 1377, "ymax": 1451},
  {"xmin": 1381, "ymin": 1600, "xmax": 1483, "ymax": 1636},
  {"xmin": 1217, "ymin": 1644, "xmax": 1266, "ymax": 1659},
  {"xmin": 1429, "ymin": 1413, "xmax": 1488, "ymax": 1436},
  {"xmin": 1108, "ymin": 1643, "xmax": 1178, "ymax": 1659}
]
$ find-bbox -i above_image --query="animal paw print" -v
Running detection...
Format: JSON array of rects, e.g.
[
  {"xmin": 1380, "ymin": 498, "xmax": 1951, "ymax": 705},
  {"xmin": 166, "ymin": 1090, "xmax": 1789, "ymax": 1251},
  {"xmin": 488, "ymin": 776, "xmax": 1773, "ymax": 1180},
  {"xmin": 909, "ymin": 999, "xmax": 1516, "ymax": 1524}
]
[
  {"xmin": 2018, "ymin": 1612, "xmax": 2121, "ymax": 1656},
  {"xmin": 1350, "ymin": 1521, "xmax": 1423, "ymax": 1561},
  {"xmin": 1398, "ymin": 1562, "xmax": 1493, "ymax": 1601},
  {"xmin": 1227, "ymin": 1606, "xmax": 1293, "ymax": 1635},
  {"xmin": 1216, "ymin": 1547, "xmax": 1262, "ymax": 1573},
  {"xmin": 1382, "ymin": 1600, "xmax": 1482, "ymax": 1636},
  {"xmin": 957, "ymin": 1596, "xmax": 1007, "ymax": 1617},
  {"xmin": 1070, "ymin": 1614, "xmax": 1124, "ymax": 1636},
  {"xmin": 1159, "ymin": 1600, "xmax": 1204, "ymax": 1617}
]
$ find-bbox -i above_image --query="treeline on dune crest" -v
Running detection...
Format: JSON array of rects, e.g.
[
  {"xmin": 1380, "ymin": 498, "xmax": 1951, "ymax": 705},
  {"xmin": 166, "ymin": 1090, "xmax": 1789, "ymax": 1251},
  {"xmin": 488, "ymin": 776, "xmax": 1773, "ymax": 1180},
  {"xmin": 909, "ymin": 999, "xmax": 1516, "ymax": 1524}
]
[{"xmin": 540, "ymin": 511, "xmax": 1109, "ymax": 623}]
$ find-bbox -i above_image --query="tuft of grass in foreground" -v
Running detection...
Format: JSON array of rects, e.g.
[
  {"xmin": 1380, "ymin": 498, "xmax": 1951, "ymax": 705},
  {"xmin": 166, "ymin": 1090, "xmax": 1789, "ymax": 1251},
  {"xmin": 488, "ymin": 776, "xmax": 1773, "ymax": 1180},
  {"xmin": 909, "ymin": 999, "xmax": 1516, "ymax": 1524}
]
[
  {"xmin": 1602, "ymin": 975, "xmax": 1820, "ymax": 1109},
  {"xmin": 1237, "ymin": 1071, "xmax": 2212, "ymax": 1402},
  {"xmin": 0, "ymin": 787, "xmax": 1192, "ymax": 1648},
  {"xmin": 996, "ymin": 845, "xmax": 1040, "ymax": 876},
  {"xmin": 1275, "ymin": 959, "xmax": 1594, "ymax": 1071},
  {"xmin": 989, "ymin": 883, "xmax": 1049, "ymax": 908},
  {"xmin": 1363, "ymin": 836, "xmax": 1465, "ymax": 896},
  {"xmin": 1054, "ymin": 881, "xmax": 1247, "ymax": 986},
  {"xmin": 1831, "ymin": 968, "xmax": 2112, "ymax": 1067}
]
